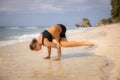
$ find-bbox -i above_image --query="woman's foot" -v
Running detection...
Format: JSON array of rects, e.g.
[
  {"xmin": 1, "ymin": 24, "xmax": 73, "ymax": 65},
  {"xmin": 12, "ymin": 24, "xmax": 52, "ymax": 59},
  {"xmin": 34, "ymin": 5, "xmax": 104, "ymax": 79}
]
[
  {"xmin": 83, "ymin": 41, "xmax": 94, "ymax": 47},
  {"xmin": 44, "ymin": 56, "xmax": 50, "ymax": 59},
  {"xmin": 86, "ymin": 42, "xmax": 94, "ymax": 48},
  {"xmin": 89, "ymin": 42, "xmax": 94, "ymax": 47},
  {"xmin": 53, "ymin": 58, "xmax": 61, "ymax": 61}
]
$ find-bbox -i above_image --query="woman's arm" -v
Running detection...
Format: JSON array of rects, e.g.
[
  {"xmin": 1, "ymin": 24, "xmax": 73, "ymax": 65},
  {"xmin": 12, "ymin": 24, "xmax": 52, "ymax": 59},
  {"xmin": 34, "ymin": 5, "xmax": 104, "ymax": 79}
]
[
  {"xmin": 44, "ymin": 38, "xmax": 57, "ymax": 48},
  {"xmin": 55, "ymin": 45, "xmax": 61, "ymax": 61},
  {"xmin": 44, "ymin": 38, "xmax": 61, "ymax": 61},
  {"xmin": 44, "ymin": 47, "xmax": 51, "ymax": 59}
]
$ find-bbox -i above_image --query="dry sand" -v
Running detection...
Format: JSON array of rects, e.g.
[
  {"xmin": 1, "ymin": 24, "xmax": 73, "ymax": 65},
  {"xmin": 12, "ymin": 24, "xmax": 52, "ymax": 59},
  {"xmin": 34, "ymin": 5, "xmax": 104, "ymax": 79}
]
[{"xmin": 0, "ymin": 23, "xmax": 120, "ymax": 80}]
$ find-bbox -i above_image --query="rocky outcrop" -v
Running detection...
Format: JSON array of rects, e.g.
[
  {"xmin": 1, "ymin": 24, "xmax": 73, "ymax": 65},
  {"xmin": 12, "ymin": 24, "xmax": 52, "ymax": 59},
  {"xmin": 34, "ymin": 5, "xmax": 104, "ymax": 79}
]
[{"xmin": 75, "ymin": 18, "xmax": 91, "ymax": 27}]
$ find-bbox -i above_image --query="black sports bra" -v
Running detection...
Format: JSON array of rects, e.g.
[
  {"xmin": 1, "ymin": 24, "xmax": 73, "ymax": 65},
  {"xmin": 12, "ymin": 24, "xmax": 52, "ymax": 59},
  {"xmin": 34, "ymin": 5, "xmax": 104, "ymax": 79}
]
[{"xmin": 42, "ymin": 30, "xmax": 53, "ymax": 45}]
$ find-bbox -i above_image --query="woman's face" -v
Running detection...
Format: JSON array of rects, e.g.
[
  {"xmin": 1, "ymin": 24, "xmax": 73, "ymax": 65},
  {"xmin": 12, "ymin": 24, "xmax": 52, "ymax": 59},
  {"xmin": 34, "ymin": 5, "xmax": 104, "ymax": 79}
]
[{"xmin": 33, "ymin": 44, "xmax": 42, "ymax": 51}]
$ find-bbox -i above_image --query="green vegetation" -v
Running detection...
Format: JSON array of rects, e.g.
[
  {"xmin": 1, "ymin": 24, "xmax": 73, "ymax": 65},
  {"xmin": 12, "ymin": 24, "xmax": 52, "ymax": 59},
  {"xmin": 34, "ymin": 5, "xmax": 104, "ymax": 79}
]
[
  {"xmin": 101, "ymin": 18, "xmax": 111, "ymax": 24},
  {"xmin": 111, "ymin": 0, "xmax": 120, "ymax": 22},
  {"xmin": 97, "ymin": 0, "xmax": 120, "ymax": 26}
]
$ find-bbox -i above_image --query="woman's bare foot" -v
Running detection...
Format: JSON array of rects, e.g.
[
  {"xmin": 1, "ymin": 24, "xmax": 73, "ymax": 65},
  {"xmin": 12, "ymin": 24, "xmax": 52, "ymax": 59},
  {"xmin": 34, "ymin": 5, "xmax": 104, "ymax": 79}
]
[
  {"xmin": 53, "ymin": 58, "xmax": 61, "ymax": 61},
  {"xmin": 44, "ymin": 56, "xmax": 50, "ymax": 59},
  {"xmin": 89, "ymin": 42, "xmax": 94, "ymax": 47},
  {"xmin": 83, "ymin": 41, "xmax": 94, "ymax": 47}
]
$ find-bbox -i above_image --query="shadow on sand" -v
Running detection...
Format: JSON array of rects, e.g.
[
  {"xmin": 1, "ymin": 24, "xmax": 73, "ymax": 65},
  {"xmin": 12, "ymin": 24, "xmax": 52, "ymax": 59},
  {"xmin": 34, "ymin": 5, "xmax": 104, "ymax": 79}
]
[
  {"xmin": 62, "ymin": 52, "xmax": 94, "ymax": 60},
  {"xmin": 61, "ymin": 45, "xmax": 97, "ymax": 60}
]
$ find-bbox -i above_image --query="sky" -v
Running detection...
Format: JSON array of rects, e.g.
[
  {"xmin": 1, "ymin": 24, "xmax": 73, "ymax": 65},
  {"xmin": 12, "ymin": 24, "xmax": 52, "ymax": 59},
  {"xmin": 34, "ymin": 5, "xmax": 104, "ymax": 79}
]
[{"xmin": 0, "ymin": 0, "xmax": 111, "ymax": 26}]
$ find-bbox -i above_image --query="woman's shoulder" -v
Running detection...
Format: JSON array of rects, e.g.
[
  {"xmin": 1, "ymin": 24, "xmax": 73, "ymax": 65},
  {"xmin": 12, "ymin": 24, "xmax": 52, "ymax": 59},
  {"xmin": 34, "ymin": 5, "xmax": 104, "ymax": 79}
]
[{"xmin": 38, "ymin": 34, "xmax": 42, "ymax": 44}]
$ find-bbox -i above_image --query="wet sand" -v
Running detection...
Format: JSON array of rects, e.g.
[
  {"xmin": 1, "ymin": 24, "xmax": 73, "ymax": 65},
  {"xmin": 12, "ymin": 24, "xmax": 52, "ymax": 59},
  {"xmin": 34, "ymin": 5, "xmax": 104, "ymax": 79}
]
[{"xmin": 0, "ymin": 23, "xmax": 120, "ymax": 80}]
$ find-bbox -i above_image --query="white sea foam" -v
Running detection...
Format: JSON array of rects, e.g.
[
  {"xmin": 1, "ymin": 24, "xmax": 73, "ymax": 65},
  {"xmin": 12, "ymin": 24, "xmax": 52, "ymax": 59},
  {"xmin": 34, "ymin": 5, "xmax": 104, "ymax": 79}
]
[
  {"xmin": 0, "ymin": 33, "xmax": 39, "ymax": 47},
  {"xmin": 23, "ymin": 26, "xmax": 39, "ymax": 29},
  {"xmin": 0, "ymin": 26, "xmax": 41, "ymax": 30},
  {"xmin": 17, "ymin": 33, "xmax": 39, "ymax": 41},
  {"xmin": 0, "ymin": 40, "xmax": 18, "ymax": 47},
  {"xmin": 5, "ymin": 26, "xmax": 20, "ymax": 29}
]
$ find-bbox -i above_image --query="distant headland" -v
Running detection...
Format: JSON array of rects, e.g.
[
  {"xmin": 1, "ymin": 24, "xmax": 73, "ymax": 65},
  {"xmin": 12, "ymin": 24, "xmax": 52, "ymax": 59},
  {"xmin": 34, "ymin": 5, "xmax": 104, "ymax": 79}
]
[{"xmin": 75, "ymin": 0, "xmax": 120, "ymax": 27}]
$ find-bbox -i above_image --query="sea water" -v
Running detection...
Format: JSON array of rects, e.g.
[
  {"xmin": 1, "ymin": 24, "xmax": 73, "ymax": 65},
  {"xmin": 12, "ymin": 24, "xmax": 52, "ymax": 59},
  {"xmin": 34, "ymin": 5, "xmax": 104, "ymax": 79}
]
[{"xmin": 0, "ymin": 25, "xmax": 88, "ymax": 47}]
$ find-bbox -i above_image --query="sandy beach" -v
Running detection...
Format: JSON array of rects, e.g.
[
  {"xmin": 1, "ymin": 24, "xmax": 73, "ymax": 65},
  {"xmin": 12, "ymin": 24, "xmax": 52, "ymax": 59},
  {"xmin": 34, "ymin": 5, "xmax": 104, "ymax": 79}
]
[{"xmin": 0, "ymin": 23, "xmax": 120, "ymax": 80}]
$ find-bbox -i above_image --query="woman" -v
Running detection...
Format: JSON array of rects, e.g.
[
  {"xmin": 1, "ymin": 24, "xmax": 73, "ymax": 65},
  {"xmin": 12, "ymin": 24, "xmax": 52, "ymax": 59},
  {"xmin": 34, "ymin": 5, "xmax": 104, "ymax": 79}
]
[{"xmin": 29, "ymin": 24, "xmax": 94, "ymax": 61}]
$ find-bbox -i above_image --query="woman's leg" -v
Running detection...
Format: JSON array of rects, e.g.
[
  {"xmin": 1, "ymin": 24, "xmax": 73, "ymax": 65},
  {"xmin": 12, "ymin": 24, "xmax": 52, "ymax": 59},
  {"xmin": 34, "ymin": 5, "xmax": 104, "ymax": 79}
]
[{"xmin": 60, "ymin": 38, "xmax": 94, "ymax": 47}]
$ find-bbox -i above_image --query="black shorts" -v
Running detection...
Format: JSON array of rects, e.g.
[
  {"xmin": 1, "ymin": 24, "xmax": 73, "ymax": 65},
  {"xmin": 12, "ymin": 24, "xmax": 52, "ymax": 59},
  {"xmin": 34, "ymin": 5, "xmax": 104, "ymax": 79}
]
[{"xmin": 58, "ymin": 24, "xmax": 66, "ymax": 38}]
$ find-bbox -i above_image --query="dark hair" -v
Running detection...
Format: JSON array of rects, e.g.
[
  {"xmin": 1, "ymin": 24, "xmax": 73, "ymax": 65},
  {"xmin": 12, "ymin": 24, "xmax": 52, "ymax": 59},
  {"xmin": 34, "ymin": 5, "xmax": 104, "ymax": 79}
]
[{"xmin": 29, "ymin": 38, "xmax": 38, "ymax": 50}]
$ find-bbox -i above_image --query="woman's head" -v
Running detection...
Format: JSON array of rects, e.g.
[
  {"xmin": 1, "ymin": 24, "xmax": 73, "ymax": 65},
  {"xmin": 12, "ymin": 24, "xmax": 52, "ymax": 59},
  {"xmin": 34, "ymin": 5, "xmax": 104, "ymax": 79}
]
[
  {"xmin": 29, "ymin": 38, "xmax": 41, "ymax": 51},
  {"xmin": 29, "ymin": 38, "xmax": 38, "ymax": 50}
]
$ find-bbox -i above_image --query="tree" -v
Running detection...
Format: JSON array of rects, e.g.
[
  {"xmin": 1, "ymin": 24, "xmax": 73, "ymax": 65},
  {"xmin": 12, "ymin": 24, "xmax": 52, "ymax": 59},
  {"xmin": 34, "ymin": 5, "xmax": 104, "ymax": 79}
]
[{"xmin": 111, "ymin": 0, "xmax": 120, "ymax": 22}]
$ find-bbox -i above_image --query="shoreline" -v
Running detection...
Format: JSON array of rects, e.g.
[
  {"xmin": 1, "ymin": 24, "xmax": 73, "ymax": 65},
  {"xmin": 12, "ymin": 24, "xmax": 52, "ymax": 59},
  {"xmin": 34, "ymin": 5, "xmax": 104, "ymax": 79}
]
[
  {"xmin": 0, "ymin": 26, "xmax": 97, "ymax": 48},
  {"xmin": 0, "ymin": 23, "xmax": 120, "ymax": 80},
  {"xmin": 0, "ymin": 27, "xmax": 88, "ymax": 47}
]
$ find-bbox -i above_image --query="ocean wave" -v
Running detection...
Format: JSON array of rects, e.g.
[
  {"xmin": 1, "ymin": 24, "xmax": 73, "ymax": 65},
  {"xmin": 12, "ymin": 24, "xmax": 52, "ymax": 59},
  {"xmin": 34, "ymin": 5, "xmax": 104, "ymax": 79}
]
[
  {"xmin": 0, "ymin": 26, "xmax": 44, "ymax": 30},
  {"xmin": 0, "ymin": 33, "xmax": 39, "ymax": 47},
  {"xmin": 0, "ymin": 26, "xmax": 20, "ymax": 29},
  {"xmin": 0, "ymin": 40, "xmax": 18, "ymax": 47},
  {"xmin": 17, "ymin": 33, "xmax": 39, "ymax": 41},
  {"xmin": 23, "ymin": 27, "xmax": 38, "ymax": 29}
]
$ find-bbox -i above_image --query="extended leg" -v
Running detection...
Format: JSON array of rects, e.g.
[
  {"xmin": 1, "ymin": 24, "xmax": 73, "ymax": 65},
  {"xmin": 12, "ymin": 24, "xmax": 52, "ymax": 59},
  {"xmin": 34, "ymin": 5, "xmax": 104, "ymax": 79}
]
[{"xmin": 60, "ymin": 38, "xmax": 94, "ymax": 47}]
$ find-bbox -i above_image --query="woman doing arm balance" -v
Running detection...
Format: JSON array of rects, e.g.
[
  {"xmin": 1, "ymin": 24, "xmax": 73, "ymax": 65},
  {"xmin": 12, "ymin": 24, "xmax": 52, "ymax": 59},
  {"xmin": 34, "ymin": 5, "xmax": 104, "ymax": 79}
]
[{"xmin": 29, "ymin": 24, "xmax": 94, "ymax": 61}]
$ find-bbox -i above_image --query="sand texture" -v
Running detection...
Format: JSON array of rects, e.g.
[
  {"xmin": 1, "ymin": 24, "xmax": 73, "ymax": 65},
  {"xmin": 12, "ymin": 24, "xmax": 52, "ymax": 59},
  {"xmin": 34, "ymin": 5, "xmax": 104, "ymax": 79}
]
[{"xmin": 0, "ymin": 23, "xmax": 120, "ymax": 80}]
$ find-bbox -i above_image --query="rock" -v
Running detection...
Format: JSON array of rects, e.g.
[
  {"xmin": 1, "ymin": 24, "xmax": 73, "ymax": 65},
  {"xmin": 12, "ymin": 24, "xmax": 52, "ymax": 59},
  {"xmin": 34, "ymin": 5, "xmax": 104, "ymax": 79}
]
[{"xmin": 75, "ymin": 18, "xmax": 92, "ymax": 27}]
